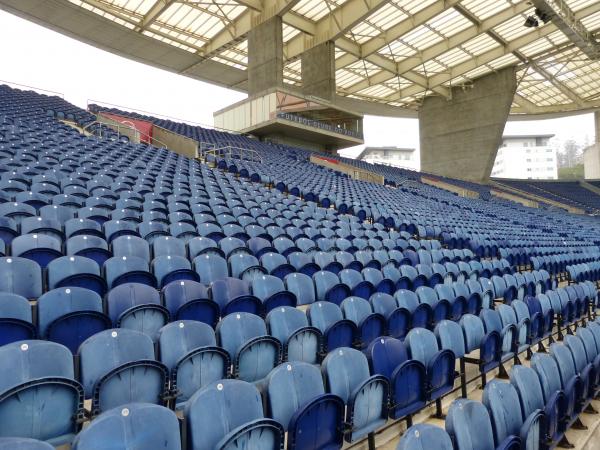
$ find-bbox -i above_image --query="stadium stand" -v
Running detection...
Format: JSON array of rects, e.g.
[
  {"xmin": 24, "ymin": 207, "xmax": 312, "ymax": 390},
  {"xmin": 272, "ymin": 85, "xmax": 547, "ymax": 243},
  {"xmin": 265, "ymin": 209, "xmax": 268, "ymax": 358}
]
[{"xmin": 1, "ymin": 83, "xmax": 600, "ymax": 449}]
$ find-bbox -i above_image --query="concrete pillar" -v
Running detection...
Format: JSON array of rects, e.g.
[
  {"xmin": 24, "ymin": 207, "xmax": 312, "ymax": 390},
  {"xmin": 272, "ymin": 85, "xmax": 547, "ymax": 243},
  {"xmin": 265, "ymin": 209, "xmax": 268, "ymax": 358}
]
[
  {"xmin": 301, "ymin": 41, "xmax": 336, "ymax": 101},
  {"xmin": 419, "ymin": 66, "xmax": 517, "ymax": 183},
  {"xmin": 247, "ymin": 16, "xmax": 283, "ymax": 95},
  {"xmin": 594, "ymin": 111, "xmax": 600, "ymax": 143}
]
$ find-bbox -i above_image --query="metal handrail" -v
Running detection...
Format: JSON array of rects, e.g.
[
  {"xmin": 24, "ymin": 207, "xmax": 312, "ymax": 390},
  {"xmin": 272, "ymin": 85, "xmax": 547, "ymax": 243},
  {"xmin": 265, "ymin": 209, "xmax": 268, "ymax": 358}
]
[
  {"xmin": 204, "ymin": 146, "xmax": 262, "ymax": 164},
  {"xmin": 83, "ymin": 120, "xmax": 169, "ymax": 149}
]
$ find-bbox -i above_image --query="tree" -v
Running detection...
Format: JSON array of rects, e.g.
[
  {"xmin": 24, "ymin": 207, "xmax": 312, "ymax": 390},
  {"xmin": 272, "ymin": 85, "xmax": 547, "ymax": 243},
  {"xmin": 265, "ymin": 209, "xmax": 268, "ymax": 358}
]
[{"xmin": 557, "ymin": 139, "xmax": 583, "ymax": 168}]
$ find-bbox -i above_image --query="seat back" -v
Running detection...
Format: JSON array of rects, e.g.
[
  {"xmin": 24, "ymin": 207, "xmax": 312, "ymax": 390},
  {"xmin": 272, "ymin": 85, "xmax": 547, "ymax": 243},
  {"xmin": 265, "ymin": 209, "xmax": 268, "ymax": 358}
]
[
  {"xmin": 397, "ymin": 424, "xmax": 453, "ymax": 450},
  {"xmin": 446, "ymin": 399, "xmax": 498, "ymax": 450}
]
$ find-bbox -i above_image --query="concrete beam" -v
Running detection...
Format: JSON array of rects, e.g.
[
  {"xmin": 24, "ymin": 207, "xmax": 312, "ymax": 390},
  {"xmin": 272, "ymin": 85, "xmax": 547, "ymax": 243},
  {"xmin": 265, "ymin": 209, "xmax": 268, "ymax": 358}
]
[
  {"xmin": 301, "ymin": 41, "xmax": 336, "ymax": 101},
  {"xmin": 248, "ymin": 15, "xmax": 283, "ymax": 95},
  {"xmin": 419, "ymin": 66, "xmax": 517, "ymax": 183}
]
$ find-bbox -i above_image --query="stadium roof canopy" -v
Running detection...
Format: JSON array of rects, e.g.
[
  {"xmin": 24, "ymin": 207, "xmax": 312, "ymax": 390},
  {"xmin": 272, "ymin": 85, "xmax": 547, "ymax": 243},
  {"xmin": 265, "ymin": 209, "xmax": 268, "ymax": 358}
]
[{"xmin": 3, "ymin": 0, "xmax": 600, "ymax": 118}]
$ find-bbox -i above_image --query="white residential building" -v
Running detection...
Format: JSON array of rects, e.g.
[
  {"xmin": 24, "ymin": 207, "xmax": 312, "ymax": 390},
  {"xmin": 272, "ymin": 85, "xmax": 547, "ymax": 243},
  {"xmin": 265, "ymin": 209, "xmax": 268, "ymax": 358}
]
[
  {"xmin": 356, "ymin": 146, "xmax": 418, "ymax": 170},
  {"xmin": 491, "ymin": 135, "xmax": 557, "ymax": 179}
]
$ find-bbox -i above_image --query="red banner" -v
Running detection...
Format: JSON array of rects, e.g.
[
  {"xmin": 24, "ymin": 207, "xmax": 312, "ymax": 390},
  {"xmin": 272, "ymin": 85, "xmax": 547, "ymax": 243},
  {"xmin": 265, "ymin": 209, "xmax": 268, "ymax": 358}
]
[
  {"xmin": 100, "ymin": 112, "xmax": 153, "ymax": 144},
  {"xmin": 316, "ymin": 156, "xmax": 339, "ymax": 165}
]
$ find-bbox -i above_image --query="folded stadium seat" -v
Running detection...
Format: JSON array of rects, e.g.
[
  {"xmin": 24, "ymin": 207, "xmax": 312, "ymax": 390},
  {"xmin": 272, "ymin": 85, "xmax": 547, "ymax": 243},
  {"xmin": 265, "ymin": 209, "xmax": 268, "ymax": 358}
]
[
  {"xmin": 103, "ymin": 219, "xmax": 138, "ymax": 243},
  {"xmin": 104, "ymin": 255, "xmax": 157, "ymax": 288},
  {"xmin": 416, "ymin": 285, "xmax": 449, "ymax": 325},
  {"xmin": 399, "ymin": 265, "xmax": 424, "ymax": 290},
  {"xmin": 497, "ymin": 304, "xmax": 529, "ymax": 356},
  {"xmin": 405, "ymin": 328, "xmax": 455, "ymax": 415},
  {"xmin": 397, "ymin": 424, "xmax": 453, "ymax": 450},
  {"xmin": 37, "ymin": 287, "xmax": 110, "ymax": 354},
  {"xmin": 266, "ymin": 361, "xmax": 344, "ymax": 450},
  {"xmin": 138, "ymin": 221, "xmax": 169, "ymax": 243},
  {"xmin": 366, "ymin": 336, "xmax": 426, "ymax": 424},
  {"xmin": 322, "ymin": 347, "xmax": 389, "ymax": 445},
  {"xmin": 197, "ymin": 222, "xmax": 225, "ymax": 242},
  {"xmin": 47, "ymin": 255, "xmax": 107, "ymax": 296},
  {"xmin": 457, "ymin": 261, "xmax": 475, "ymax": 281},
  {"xmin": 72, "ymin": 403, "xmax": 181, "ymax": 450},
  {"xmin": 435, "ymin": 319, "xmax": 471, "ymax": 398},
  {"xmin": 248, "ymin": 237, "xmax": 275, "ymax": 259},
  {"xmin": 106, "ymin": 283, "xmax": 169, "ymax": 341},
  {"xmin": 260, "ymin": 252, "xmax": 295, "ymax": 279},
  {"xmin": 491, "ymin": 275, "xmax": 514, "ymax": 304},
  {"xmin": 111, "ymin": 235, "xmax": 150, "ymax": 261},
  {"xmin": 382, "ymin": 265, "xmax": 402, "ymax": 289},
  {"xmin": 281, "ymin": 273, "xmax": 313, "ymax": 306},
  {"xmin": 564, "ymin": 334, "xmax": 598, "ymax": 399},
  {"xmin": 219, "ymin": 236, "xmax": 249, "ymax": 258},
  {"xmin": 550, "ymin": 343, "xmax": 589, "ymax": 415},
  {"xmin": 188, "ymin": 236, "xmax": 222, "ymax": 259},
  {"xmin": 0, "ymin": 292, "xmax": 35, "ymax": 345},
  {"xmin": 340, "ymin": 296, "xmax": 385, "ymax": 349},
  {"xmin": 53, "ymin": 194, "xmax": 83, "ymax": 211},
  {"xmin": 229, "ymin": 253, "xmax": 267, "ymax": 282},
  {"xmin": 446, "ymin": 399, "xmax": 522, "ymax": 450},
  {"xmin": 152, "ymin": 255, "xmax": 199, "ymax": 288},
  {"xmin": 77, "ymin": 207, "xmax": 110, "ymax": 225},
  {"xmin": 21, "ymin": 216, "xmax": 64, "ymax": 242},
  {"xmin": 395, "ymin": 289, "xmax": 431, "ymax": 329},
  {"xmin": 435, "ymin": 283, "xmax": 464, "ymax": 321},
  {"xmin": 313, "ymin": 270, "xmax": 352, "ymax": 306},
  {"xmin": 185, "ymin": 379, "xmax": 283, "ymax": 450},
  {"xmin": 0, "ymin": 201, "xmax": 36, "ymax": 223},
  {"xmin": 459, "ymin": 314, "xmax": 503, "ymax": 387},
  {"xmin": 363, "ymin": 267, "xmax": 395, "ymax": 295},
  {"xmin": 314, "ymin": 251, "xmax": 342, "ymax": 274},
  {"xmin": 252, "ymin": 274, "xmax": 297, "ymax": 312},
  {"xmin": 216, "ymin": 312, "xmax": 282, "ymax": 385},
  {"xmin": 0, "ymin": 340, "xmax": 83, "ymax": 445},
  {"xmin": 0, "ymin": 438, "xmax": 54, "ymax": 450},
  {"xmin": 0, "ymin": 216, "xmax": 18, "ymax": 245},
  {"xmin": 11, "ymin": 233, "xmax": 62, "ymax": 269},
  {"xmin": 0, "ymin": 256, "xmax": 43, "ymax": 299},
  {"xmin": 480, "ymin": 309, "xmax": 517, "ymax": 367},
  {"xmin": 79, "ymin": 328, "xmax": 168, "ymax": 416},
  {"xmin": 65, "ymin": 218, "xmax": 103, "ymax": 239},
  {"xmin": 524, "ymin": 295, "xmax": 554, "ymax": 345},
  {"xmin": 370, "ymin": 292, "xmax": 409, "ymax": 339},
  {"xmin": 266, "ymin": 306, "xmax": 321, "ymax": 364},
  {"xmin": 66, "ymin": 235, "xmax": 112, "ymax": 266},
  {"xmin": 340, "ymin": 268, "xmax": 374, "ymax": 300},
  {"xmin": 355, "ymin": 250, "xmax": 380, "ymax": 270},
  {"xmin": 272, "ymin": 236, "xmax": 299, "ymax": 257},
  {"xmin": 444, "ymin": 262, "xmax": 462, "ymax": 283},
  {"xmin": 288, "ymin": 252, "xmax": 319, "ymax": 277},
  {"xmin": 157, "ymin": 320, "xmax": 229, "ymax": 409},
  {"xmin": 212, "ymin": 277, "xmax": 262, "ymax": 317},
  {"xmin": 483, "ymin": 380, "xmax": 544, "ymax": 449},
  {"xmin": 307, "ymin": 301, "xmax": 357, "ymax": 353},
  {"xmin": 152, "ymin": 235, "xmax": 186, "ymax": 258},
  {"xmin": 15, "ymin": 192, "xmax": 49, "ymax": 211},
  {"xmin": 193, "ymin": 253, "xmax": 229, "ymax": 285},
  {"xmin": 546, "ymin": 291, "xmax": 571, "ymax": 339}
]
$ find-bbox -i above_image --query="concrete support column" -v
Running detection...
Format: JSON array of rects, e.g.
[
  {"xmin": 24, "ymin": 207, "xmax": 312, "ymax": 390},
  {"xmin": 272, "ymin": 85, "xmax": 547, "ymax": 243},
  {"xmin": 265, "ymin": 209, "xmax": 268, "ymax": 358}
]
[
  {"xmin": 594, "ymin": 111, "xmax": 600, "ymax": 143},
  {"xmin": 301, "ymin": 41, "xmax": 336, "ymax": 101},
  {"xmin": 247, "ymin": 16, "xmax": 283, "ymax": 95},
  {"xmin": 419, "ymin": 66, "xmax": 517, "ymax": 183}
]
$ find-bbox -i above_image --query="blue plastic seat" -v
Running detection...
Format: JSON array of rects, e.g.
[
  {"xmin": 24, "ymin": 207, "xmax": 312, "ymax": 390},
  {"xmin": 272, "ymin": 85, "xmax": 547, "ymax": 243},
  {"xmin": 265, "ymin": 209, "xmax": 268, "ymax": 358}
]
[
  {"xmin": 266, "ymin": 361, "xmax": 344, "ymax": 450},
  {"xmin": 152, "ymin": 236, "xmax": 186, "ymax": 258},
  {"xmin": 550, "ymin": 343, "xmax": 588, "ymax": 415},
  {"xmin": 0, "ymin": 340, "xmax": 83, "ymax": 445},
  {"xmin": 314, "ymin": 270, "xmax": 351, "ymax": 305},
  {"xmin": 11, "ymin": 233, "xmax": 62, "ymax": 268},
  {"xmin": 0, "ymin": 292, "xmax": 35, "ymax": 345},
  {"xmin": 322, "ymin": 347, "xmax": 389, "ymax": 442},
  {"xmin": 252, "ymin": 274, "xmax": 297, "ymax": 312},
  {"xmin": 395, "ymin": 289, "xmax": 431, "ymax": 329},
  {"xmin": 104, "ymin": 255, "xmax": 157, "ymax": 288},
  {"xmin": 216, "ymin": 312, "xmax": 281, "ymax": 384},
  {"xmin": 47, "ymin": 255, "xmax": 107, "ymax": 296},
  {"xmin": 370, "ymin": 292, "xmax": 410, "ymax": 340},
  {"xmin": 341, "ymin": 296, "xmax": 385, "ymax": 348},
  {"xmin": 229, "ymin": 253, "xmax": 267, "ymax": 282},
  {"xmin": 480, "ymin": 309, "xmax": 516, "ymax": 363},
  {"xmin": 261, "ymin": 252, "xmax": 295, "ymax": 279},
  {"xmin": 266, "ymin": 306, "xmax": 320, "ymax": 364},
  {"xmin": 417, "ymin": 286, "xmax": 449, "ymax": 325},
  {"xmin": 288, "ymin": 252, "xmax": 319, "ymax": 277},
  {"xmin": 0, "ymin": 257, "xmax": 42, "ymax": 298},
  {"xmin": 158, "ymin": 320, "xmax": 229, "ymax": 409},
  {"xmin": 162, "ymin": 279, "xmax": 218, "ymax": 326},
  {"xmin": 79, "ymin": 328, "xmax": 168, "ymax": 416},
  {"xmin": 483, "ymin": 380, "xmax": 543, "ymax": 450},
  {"xmin": 446, "ymin": 399, "xmax": 521, "ymax": 450},
  {"xmin": 459, "ymin": 314, "xmax": 502, "ymax": 386},
  {"xmin": 21, "ymin": 216, "xmax": 64, "ymax": 242},
  {"xmin": 152, "ymin": 254, "xmax": 199, "ymax": 287},
  {"xmin": 366, "ymin": 336, "xmax": 426, "ymax": 421},
  {"xmin": 405, "ymin": 327, "xmax": 455, "ymax": 403},
  {"xmin": 185, "ymin": 379, "xmax": 283, "ymax": 450},
  {"xmin": 106, "ymin": 283, "xmax": 169, "ymax": 341},
  {"xmin": 66, "ymin": 235, "xmax": 112, "ymax": 266},
  {"xmin": 307, "ymin": 301, "xmax": 357, "ymax": 352},
  {"xmin": 72, "ymin": 403, "xmax": 181, "ymax": 450},
  {"xmin": 285, "ymin": 272, "xmax": 316, "ymax": 306},
  {"xmin": 103, "ymin": 219, "xmax": 138, "ymax": 242},
  {"xmin": 397, "ymin": 424, "xmax": 453, "ymax": 450},
  {"xmin": 37, "ymin": 287, "xmax": 110, "ymax": 354},
  {"xmin": 112, "ymin": 235, "xmax": 150, "ymax": 261},
  {"xmin": 212, "ymin": 277, "xmax": 262, "ymax": 316}
]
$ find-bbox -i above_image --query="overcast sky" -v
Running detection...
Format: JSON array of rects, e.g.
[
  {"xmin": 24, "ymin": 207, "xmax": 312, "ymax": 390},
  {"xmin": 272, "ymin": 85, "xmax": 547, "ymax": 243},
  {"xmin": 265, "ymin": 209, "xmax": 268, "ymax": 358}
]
[{"xmin": 0, "ymin": 9, "xmax": 595, "ymax": 166}]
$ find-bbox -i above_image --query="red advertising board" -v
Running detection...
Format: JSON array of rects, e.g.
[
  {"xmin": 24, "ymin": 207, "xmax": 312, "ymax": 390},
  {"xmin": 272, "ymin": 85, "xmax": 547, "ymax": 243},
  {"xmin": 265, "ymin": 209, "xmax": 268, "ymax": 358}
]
[{"xmin": 100, "ymin": 112, "xmax": 153, "ymax": 143}]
